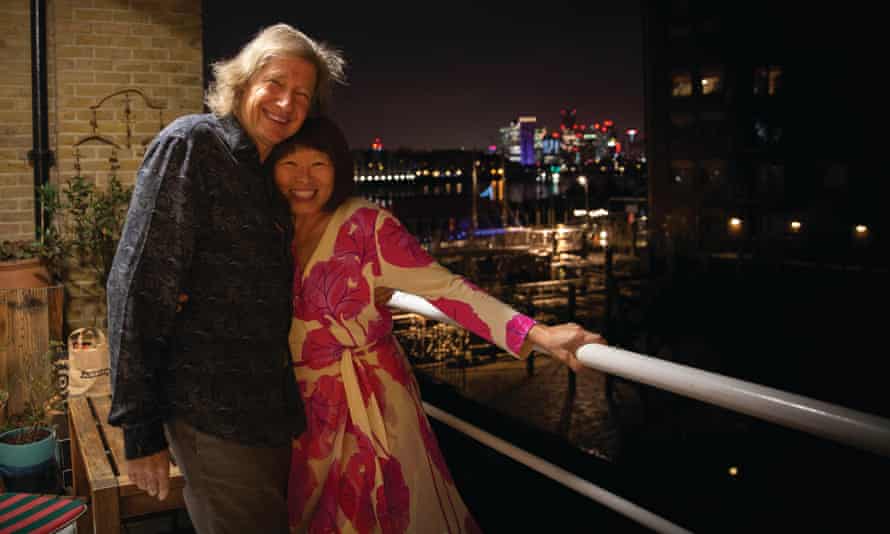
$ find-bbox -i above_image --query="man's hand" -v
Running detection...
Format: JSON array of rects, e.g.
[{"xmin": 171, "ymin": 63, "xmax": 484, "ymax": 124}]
[{"xmin": 127, "ymin": 449, "xmax": 171, "ymax": 501}]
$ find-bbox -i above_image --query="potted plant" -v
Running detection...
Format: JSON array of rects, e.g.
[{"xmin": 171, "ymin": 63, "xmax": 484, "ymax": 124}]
[
  {"xmin": 0, "ymin": 342, "xmax": 65, "ymax": 493},
  {"xmin": 0, "ymin": 183, "xmax": 67, "ymax": 289}
]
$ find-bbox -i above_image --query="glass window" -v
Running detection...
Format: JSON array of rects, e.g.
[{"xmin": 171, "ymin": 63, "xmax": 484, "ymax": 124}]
[
  {"xmin": 700, "ymin": 67, "xmax": 723, "ymax": 95},
  {"xmin": 670, "ymin": 112, "xmax": 696, "ymax": 129},
  {"xmin": 754, "ymin": 65, "xmax": 783, "ymax": 96},
  {"xmin": 671, "ymin": 71, "xmax": 693, "ymax": 97},
  {"xmin": 701, "ymin": 159, "xmax": 728, "ymax": 187},
  {"xmin": 752, "ymin": 117, "xmax": 782, "ymax": 146},
  {"xmin": 757, "ymin": 163, "xmax": 784, "ymax": 194},
  {"xmin": 670, "ymin": 160, "xmax": 695, "ymax": 186}
]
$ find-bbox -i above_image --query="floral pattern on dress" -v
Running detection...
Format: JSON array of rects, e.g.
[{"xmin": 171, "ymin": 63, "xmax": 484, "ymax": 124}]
[{"xmin": 287, "ymin": 198, "xmax": 537, "ymax": 533}]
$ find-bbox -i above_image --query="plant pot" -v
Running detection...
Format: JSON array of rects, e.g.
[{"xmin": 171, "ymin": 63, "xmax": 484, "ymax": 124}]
[
  {"xmin": 0, "ymin": 258, "xmax": 52, "ymax": 289},
  {"xmin": 0, "ymin": 426, "xmax": 62, "ymax": 494}
]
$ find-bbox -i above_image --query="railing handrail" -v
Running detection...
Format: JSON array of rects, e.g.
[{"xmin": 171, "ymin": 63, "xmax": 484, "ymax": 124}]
[
  {"xmin": 388, "ymin": 291, "xmax": 890, "ymax": 458},
  {"xmin": 423, "ymin": 402, "xmax": 693, "ymax": 534}
]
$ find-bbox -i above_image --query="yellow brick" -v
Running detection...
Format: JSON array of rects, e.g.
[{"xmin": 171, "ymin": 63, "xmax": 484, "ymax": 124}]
[
  {"xmin": 95, "ymin": 22, "xmax": 130, "ymax": 35},
  {"xmin": 109, "ymin": 35, "xmax": 152, "ymax": 48},
  {"xmin": 171, "ymin": 74, "xmax": 201, "ymax": 86},
  {"xmin": 0, "ymin": 111, "xmax": 31, "ymax": 123},
  {"xmin": 72, "ymin": 59, "xmax": 115, "ymax": 71},
  {"xmin": 94, "ymin": 47, "xmax": 132, "ymax": 59},
  {"xmin": 132, "ymin": 48, "xmax": 169, "ymax": 60},
  {"xmin": 74, "ymin": 34, "xmax": 109, "ymax": 46},
  {"xmin": 152, "ymin": 62, "xmax": 186, "ymax": 73},
  {"xmin": 59, "ymin": 45, "xmax": 97, "ymax": 59},
  {"xmin": 113, "ymin": 61, "xmax": 151, "ymax": 72},
  {"xmin": 169, "ymin": 48, "xmax": 201, "ymax": 62},
  {"xmin": 95, "ymin": 72, "xmax": 130, "ymax": 84},
  {"xmin": 130, "ymin": 23, "xmax": 169, "ymax": 37},
  {"xmin": 74, "ymin": 9, "xmax": 116, "ymax": 22},
  {"xmin": 131, "ymin": 73, "xmax": 162, "ymax": 85},
  {"xmin": 113, "ymin": 10, "xmax": 150, "ymax": 24},
  {"xmin": 74, "ymin": 84, "xmax": 117, "ymax": 97},
  {"xmin": 151, "ymin": 37, "xmax": 179, "ymax": 49}
]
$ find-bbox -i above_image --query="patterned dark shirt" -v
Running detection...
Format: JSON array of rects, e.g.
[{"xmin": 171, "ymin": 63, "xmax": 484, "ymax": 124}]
[{"xmin": 107, "ymin": 113, "xmax": 304, "ymax": 459}]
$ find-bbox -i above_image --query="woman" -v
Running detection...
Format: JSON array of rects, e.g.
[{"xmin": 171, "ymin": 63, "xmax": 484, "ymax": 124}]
[{"xmin": 269, "ymin": 117, "xmax": 606, "ymax": 533}]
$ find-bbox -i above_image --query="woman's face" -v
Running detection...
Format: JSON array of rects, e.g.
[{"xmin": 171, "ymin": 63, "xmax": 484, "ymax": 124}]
[
  {"xmin": 274, "ymin": 145, "xmax": 336, "ymax": 218},
  {"xmin": 238, "ymin": 56, "xmax": 317, "ymax": 161}
]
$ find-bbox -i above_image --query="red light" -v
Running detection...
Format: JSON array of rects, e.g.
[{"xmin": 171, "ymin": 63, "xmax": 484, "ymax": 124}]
[
  {"xmin": 552, "ymin": 132, "xmax": 560, "ymax": 138},
  {"xmin": 604, "ymin": 119, "xmax": 613, "ymax": 127},
  {"xmin": 594, "ymin": 123, "xmax": 600, "ymax": 130},
  {"xmin": 615, "ymin": 142, "xmax": 622, "ymax": 154}
]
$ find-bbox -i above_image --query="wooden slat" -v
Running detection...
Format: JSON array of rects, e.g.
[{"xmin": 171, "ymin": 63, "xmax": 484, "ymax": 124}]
[
  {"xmin": 90, "ymin": 394, "xmax": 184, "ymax": 494},
  {"xmin": 120, "ymin": 488, "xmax": 187, "ymax": 519},
  {"xmin": 68, "ymin": 395, "xmax": 117, "ymax": 490},
  {"xmin": 0, "ymin": 286, "xmax": 64, "ymax": 415},
  {"xmin": 91, "ymin": 485, "xmax": 121, "ymax": 534}
]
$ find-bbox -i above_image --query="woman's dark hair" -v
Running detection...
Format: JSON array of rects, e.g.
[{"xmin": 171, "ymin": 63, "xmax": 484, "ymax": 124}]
[{"xmin": 266, "ymin": 116, "xmax": 355, "ymax": 212}]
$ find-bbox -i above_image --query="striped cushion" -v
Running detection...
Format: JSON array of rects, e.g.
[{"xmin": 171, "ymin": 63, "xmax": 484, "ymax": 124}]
[{"xmin": 0, "ymin": 493, "xmax": 86, "ymax": 534}]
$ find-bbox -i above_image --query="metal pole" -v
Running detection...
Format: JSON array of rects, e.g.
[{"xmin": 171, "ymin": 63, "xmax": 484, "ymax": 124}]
[{"xmin": 29, "ymin": 0, "xmax": 54, "ymax": 238}]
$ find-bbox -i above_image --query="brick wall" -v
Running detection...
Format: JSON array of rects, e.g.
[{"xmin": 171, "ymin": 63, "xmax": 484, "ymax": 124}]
[
  {"xmin": 1, "ymin": 0, "xmax": 204, "ymax": 330},
  {"xmin": 0, "ymin": 1, "xmax": 35, "ymax": 241}
]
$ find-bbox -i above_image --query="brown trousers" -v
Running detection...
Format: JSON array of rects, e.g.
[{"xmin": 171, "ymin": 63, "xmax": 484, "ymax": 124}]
[{"xmin": 164, "ymin": 418, "xmax": 291, "ymax": 534}]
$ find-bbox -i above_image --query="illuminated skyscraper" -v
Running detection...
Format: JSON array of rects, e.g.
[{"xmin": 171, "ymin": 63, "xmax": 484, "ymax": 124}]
[{"xmin": 518, "ymin": 116, "xmax": 536, "ymax": 166}]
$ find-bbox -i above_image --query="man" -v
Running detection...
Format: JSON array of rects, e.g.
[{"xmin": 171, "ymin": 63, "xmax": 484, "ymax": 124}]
[{"xmin": 106, "ymin": 24, "xmax": 345, "ymax": 533}]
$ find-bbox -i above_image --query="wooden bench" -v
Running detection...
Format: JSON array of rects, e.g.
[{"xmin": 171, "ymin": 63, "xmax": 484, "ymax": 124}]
[{"xmin": 67, "ymin": 395, "xmax": 185, "ymax": 534}]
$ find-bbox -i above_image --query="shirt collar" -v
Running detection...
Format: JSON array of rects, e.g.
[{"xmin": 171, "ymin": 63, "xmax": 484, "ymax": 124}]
[{"xmin": 219, "ymin": 114, "xmax": 261, "ymax": 165}]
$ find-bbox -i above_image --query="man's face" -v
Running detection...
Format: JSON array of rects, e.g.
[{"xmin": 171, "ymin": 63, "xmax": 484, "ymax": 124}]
[{"xmin": 238, "ymin": 56, "xmax": 317, "ymax": 161}]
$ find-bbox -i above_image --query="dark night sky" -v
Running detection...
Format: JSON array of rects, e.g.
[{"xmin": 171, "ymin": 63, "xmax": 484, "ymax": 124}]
[{"xmin": 203, "ymin": 2, "xmax": 644, "ymax": 151}]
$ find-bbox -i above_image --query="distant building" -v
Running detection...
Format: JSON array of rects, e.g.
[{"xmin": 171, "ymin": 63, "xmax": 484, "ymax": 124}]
[{"xmin": 518, "ymin": 116, "xmax": 537, "ymax": 166}]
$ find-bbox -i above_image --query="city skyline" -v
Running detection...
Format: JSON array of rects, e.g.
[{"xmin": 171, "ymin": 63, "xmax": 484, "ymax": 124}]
[{"xmin": 203, "ymin": 3, "xmax": 644, "ymax": 151}]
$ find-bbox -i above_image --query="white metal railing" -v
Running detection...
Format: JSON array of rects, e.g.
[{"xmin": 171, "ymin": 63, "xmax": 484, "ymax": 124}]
[
  {"xmin": 389, "ymin": 290, "xmax": 890, "ymax": 458},
  {"xmin": 390, "ymin": 290, "xmax": 890, "ymax": 532},
  {"xmin": 423, "ymin": 402, "xmax": 692, "ymax": 534}
]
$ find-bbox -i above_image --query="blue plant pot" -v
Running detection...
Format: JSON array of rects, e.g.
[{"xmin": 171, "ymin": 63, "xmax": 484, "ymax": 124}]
[{"xmin": 0, "ymin": 426, "xmax": 62, "ymax": 493}]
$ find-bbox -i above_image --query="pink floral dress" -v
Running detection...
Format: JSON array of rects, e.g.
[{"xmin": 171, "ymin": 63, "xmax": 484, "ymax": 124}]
[{"xmin": 287, "ymin": 198, "xmax": 537, "ymax": 533}]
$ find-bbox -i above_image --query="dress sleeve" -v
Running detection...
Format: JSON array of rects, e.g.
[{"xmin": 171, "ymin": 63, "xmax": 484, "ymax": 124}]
[
  {"xmin": 373, "ymin": 209, "xmax": 536, "ymax": 358},
  {"xmin": 106, "ymin": 132, "xmax": 196, "ymax": 459}
]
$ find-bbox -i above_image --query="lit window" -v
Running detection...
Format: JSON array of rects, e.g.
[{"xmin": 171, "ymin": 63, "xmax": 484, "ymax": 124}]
[
  {"xmin": 456, "ymin": 182, "xmax": 463, "ymax": 194},
  {"xmin": 754, "ymin": 66, "xmax": 783, "ymax": 96},
  {"xmin": 671, "ymin": 71, "xmax": 693, "ymax": 97},
  {"xmin": 700, "ymin": 67, "xmax": 723, "ymax": 95}
]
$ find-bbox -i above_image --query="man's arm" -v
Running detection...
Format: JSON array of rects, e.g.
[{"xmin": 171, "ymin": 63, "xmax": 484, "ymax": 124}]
[{"xmin": 107, "ymin": 132, "xmax": 196, "ymax": 460}]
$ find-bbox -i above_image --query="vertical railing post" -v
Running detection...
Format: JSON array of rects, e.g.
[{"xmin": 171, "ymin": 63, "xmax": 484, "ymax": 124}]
[{"xmin": 567, "ymin": 283, "xmax": 577, "ymax": 396}]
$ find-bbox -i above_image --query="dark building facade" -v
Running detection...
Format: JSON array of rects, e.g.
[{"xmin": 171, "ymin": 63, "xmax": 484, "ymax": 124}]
[{"xmin": 643, "ymin": 2, "xmax": 882, "ymax": 267}]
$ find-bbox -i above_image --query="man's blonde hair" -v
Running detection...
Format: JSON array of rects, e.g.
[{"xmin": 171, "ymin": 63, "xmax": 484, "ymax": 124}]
[{"xmin": 205, "ymin": 23, "xmax": 346, "ymax": 117}]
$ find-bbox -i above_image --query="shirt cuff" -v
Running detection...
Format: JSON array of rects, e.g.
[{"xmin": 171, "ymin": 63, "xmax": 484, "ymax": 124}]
[
  {"xmin": 506, "ymin": 313, "xmax": 538, "ymax": 358},
  {"xmin": 123, "ymin": 420, "xmax": 168, "ymax": 459}
]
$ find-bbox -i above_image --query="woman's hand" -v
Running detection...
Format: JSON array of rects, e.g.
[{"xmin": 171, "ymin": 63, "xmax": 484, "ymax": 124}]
[
  {"xmin": 374, "ymin": 286, "xmax": 395, "ymax": 307},
  {"xmin": 525, "ymin": 323, "xmax": 606, "ymax": 373}
]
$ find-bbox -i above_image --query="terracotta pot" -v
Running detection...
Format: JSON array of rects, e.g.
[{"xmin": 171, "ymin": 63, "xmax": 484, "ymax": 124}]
[{"xmin": 0, "ymin": 258, "xmax": 52, "ymax": 289}]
